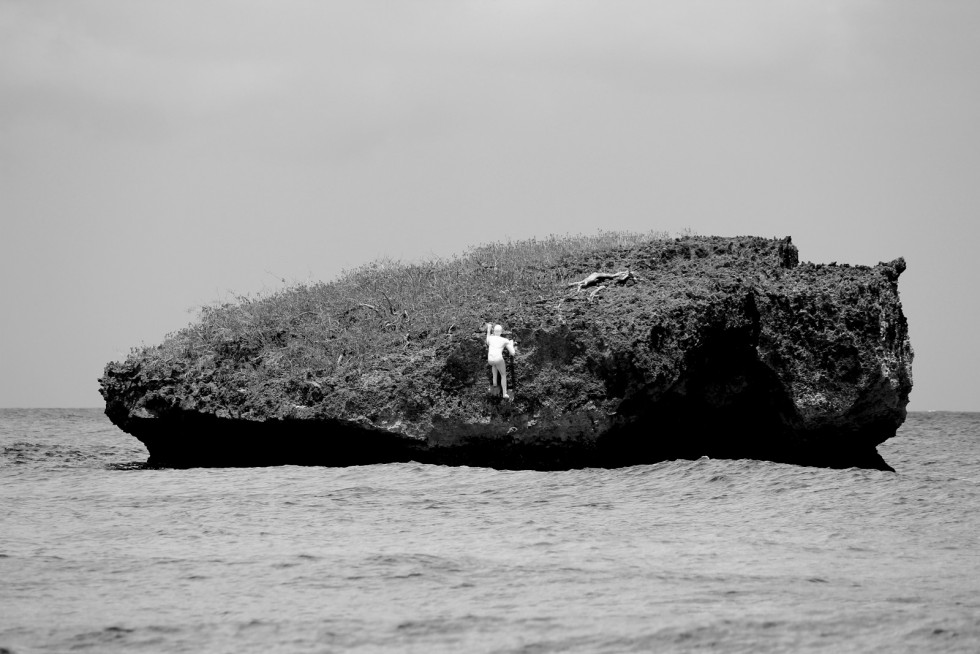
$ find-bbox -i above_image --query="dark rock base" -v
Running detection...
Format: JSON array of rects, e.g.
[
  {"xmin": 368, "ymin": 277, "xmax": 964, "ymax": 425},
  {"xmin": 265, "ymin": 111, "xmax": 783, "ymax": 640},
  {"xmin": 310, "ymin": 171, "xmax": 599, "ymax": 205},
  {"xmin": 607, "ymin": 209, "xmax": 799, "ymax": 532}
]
[{"xmin": 125, "ymin": 411, "xmax": 894, "ymax": 473}]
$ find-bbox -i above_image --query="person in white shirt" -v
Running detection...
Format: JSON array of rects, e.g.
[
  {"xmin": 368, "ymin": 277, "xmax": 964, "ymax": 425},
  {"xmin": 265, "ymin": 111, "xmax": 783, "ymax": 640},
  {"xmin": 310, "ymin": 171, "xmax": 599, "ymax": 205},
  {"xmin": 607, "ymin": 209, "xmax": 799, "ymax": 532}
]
[{"xmin": 485, "ymin": 323, "xmax": 516, "ymax": 399}]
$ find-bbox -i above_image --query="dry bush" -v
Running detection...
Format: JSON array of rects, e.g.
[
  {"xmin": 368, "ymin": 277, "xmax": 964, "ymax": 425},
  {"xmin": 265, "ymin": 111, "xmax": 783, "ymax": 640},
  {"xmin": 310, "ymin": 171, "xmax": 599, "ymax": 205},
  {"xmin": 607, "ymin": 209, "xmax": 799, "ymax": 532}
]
[{"xmin": 131, "ymin": 230, "xmax": 671, "ymax": 382}]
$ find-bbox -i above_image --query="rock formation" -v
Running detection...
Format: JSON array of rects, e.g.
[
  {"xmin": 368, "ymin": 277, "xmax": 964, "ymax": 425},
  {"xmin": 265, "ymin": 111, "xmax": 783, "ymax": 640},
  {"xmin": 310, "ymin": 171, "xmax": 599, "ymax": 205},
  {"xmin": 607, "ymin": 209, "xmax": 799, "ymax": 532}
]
[{"xmin": 100, "ymin": 235, "xmax": 912, "ymax": 471}]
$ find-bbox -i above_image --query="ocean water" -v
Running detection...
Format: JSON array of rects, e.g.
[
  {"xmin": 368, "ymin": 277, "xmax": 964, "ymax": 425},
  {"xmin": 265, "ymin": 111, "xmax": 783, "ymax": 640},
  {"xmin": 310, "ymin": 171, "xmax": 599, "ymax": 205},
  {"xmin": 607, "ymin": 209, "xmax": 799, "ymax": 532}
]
[{"xmin": 1, "ymin": 410, "xmax": 978, "ymax": 653}]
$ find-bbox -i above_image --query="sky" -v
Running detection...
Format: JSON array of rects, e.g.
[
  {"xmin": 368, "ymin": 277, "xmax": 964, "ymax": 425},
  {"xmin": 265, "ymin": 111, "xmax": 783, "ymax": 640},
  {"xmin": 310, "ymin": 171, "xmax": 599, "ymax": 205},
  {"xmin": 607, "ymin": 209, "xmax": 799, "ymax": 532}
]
[{"xmin": 1, "ymin": 0, "xmax": 978, "ymax": 410}]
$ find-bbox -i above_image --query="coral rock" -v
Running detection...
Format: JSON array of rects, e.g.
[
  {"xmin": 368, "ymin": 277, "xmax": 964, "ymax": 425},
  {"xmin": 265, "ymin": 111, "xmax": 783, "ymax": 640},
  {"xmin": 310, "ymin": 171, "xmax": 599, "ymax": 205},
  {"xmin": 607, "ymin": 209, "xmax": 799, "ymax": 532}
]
[{"xmin": 100, "ymin": 236, "xmax": 912, "ymax": 471}]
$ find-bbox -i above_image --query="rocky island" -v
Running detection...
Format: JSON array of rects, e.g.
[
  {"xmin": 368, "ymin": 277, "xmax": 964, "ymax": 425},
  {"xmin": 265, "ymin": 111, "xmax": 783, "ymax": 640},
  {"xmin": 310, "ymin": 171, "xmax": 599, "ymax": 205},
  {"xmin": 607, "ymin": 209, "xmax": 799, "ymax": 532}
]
[{"xmin": 100, "ymin": 234, "xmax": 913, "ymax": 471}]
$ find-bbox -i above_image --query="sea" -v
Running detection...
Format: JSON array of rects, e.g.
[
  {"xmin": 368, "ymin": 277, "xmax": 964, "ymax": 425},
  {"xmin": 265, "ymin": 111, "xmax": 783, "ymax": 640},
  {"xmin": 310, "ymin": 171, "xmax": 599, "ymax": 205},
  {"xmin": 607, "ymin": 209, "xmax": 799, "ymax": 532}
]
[{"xmin": 1, "ymin": 409, "xmax": 978, "ymax": 654}]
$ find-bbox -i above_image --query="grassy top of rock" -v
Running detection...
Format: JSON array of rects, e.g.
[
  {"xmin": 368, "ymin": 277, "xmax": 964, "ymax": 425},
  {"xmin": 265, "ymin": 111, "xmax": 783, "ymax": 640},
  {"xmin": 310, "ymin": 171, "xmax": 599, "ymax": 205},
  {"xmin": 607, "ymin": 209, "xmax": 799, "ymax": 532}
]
[{"xmin": 125, "ymin": 231, "xmax": 679, "ymax": 380}]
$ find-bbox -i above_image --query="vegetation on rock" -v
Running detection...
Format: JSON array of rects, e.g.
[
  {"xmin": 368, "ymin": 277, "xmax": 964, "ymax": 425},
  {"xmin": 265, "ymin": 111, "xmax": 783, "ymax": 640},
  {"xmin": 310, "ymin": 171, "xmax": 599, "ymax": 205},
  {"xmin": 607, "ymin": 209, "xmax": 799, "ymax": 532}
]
[{"xmin": 115, "ymin": 231, "xmax": 673, "ymax": 417}]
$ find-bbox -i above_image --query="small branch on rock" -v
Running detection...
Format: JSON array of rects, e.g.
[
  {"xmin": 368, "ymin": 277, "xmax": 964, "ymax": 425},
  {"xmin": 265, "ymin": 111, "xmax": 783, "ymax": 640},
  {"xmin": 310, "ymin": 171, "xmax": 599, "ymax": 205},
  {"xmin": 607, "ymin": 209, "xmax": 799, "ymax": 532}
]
[
  {"xmin": 380, "ymin": 291, "xmax": 396, "ymax": 315},
  {"xmin": 588, "ymin": 285, "xmax": 607, "ymax": 303},
  {"xmin": 568, "ymin": 269, "xmax": 640, "ymax": 292},
  {"xmin": 553, "ymin": 298, "xmax": 566, "ymax": 324}
]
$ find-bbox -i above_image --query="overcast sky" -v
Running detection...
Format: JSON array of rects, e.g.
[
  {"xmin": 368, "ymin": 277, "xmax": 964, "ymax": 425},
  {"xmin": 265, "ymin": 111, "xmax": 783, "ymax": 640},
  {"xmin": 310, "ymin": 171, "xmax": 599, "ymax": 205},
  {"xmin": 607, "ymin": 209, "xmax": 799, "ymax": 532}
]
[{"xmin": 2, "ymin": 0, "xmax": 978, "ymax": 410}]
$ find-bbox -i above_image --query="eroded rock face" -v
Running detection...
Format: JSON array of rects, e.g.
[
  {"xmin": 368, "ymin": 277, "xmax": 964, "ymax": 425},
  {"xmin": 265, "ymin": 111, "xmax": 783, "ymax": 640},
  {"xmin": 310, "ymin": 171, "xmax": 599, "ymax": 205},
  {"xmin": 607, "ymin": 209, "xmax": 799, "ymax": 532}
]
[{"xmin": 100, "ymin": 236, "xmax": 912, "ymax": 470}]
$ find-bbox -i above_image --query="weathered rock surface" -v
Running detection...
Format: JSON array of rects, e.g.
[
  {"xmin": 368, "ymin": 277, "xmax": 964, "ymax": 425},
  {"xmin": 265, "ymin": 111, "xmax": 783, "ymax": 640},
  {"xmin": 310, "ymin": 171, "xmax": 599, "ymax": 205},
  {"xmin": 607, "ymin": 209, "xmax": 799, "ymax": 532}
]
[{"xmin": 100, "ymin": 236, "xmax": 912, "ymax": 470}]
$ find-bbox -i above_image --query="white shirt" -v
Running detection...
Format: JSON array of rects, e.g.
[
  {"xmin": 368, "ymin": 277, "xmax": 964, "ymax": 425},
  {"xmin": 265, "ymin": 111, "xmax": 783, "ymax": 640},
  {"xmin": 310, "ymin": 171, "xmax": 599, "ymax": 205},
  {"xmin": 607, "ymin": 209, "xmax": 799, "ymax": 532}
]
[{"xmin": 487, "ymin": 334, "xmax": 515, "ymax": 361}]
